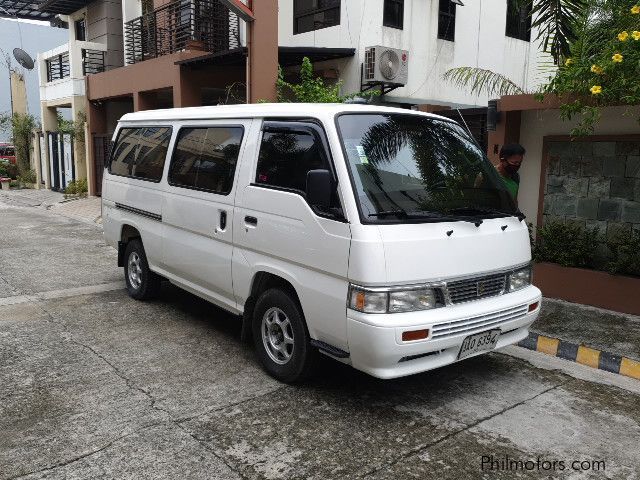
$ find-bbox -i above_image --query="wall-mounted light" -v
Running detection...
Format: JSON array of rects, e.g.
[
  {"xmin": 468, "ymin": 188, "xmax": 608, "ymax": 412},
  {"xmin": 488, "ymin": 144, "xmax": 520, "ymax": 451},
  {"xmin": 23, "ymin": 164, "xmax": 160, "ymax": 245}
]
[{"xmin": 487, "ymin": 99, "xmax": 501, "ymax": 131}]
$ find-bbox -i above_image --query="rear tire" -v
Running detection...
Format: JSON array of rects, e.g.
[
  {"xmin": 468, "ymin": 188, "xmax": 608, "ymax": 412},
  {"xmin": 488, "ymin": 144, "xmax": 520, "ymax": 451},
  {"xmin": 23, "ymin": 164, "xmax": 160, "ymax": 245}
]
[
  {"xmin": 252, "ymin": 288, "xmax": 317, "ymax": 383},
  {"xmin": 124, "ymin": 239, "xmax": 161, "ymax": 300}
]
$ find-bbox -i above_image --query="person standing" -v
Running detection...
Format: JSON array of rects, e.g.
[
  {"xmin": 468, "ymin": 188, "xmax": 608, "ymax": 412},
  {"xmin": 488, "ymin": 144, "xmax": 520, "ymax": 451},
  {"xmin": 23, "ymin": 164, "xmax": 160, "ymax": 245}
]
[{"xmin": 496, "ymin": 143, "xmax": 525, "ymax": 201}]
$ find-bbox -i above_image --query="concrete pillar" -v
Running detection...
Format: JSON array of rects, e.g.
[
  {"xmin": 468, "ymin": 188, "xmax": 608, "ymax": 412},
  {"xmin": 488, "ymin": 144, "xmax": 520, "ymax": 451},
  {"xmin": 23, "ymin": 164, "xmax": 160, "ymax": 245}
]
[
  {"xmin": 174, "ymin": 73, "xmax": 200, "ymax": 108},
  {"xmin": 247, "ymin": 0, "xmax": 278, "ymax": 103},
  {"xmin": 32, "ymin": 131, "xmax": 42, "ymax": 189},
  {"xmin": 71, "ymin": 96, "xmax": 87, "ymax": 182},
  {"xmin": 86, "ymin": 99, "xmax": 107, "ymax": 197},
  {"xmin": 487, "ymin": 109, "xmax": 522, "ymax": 165},
  {"xmin": 134, "ymin": 91, "xmax": 156, "ymax": 111}
]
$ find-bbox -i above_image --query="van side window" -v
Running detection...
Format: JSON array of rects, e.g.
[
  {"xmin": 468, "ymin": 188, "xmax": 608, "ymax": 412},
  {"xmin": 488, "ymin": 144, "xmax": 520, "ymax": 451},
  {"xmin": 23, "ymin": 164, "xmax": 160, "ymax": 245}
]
[
  {"xmin": 256, "ymin": 130, "xmax": 329, "ymax": 192},
  {"xmin": 109, "ymin": 127, "xmax": 171, "ymax": 181},
  {"xmin": 168, "ymin": 127, "xmax": 244, "ymax": 195}
]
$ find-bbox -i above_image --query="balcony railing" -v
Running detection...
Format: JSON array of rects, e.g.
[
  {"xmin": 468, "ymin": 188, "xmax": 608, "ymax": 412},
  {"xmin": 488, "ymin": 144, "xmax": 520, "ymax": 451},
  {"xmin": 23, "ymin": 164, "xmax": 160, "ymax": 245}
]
[
  {"xmin": 124, "ymin": 0, "xmax": 240, "ymax": 65},
  {"xmin": 82, "ymin": 49, "xmax": 106, "ymax": 75},
  {"xmin": 46, "ymin": 52, "xmax": 70, "ymax": 82}
]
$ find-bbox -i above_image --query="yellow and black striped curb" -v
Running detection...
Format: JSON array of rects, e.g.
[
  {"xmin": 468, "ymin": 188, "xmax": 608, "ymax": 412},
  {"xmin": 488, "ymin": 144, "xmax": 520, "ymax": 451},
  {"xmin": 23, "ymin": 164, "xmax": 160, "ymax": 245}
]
[{"xmin": 518, "ymin": 332, "xmax": 640, "ymax": 381}]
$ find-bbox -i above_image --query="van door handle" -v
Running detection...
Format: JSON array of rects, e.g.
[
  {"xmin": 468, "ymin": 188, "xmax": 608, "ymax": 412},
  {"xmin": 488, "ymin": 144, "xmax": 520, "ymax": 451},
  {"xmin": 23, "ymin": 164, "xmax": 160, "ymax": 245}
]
[
  {"xmin": 244, "ymin": 215, "xmax": 258, "ymax": 227},
  {"xmin": 219, "ymin": 210, "xmax": 227, "ymax": 230}
]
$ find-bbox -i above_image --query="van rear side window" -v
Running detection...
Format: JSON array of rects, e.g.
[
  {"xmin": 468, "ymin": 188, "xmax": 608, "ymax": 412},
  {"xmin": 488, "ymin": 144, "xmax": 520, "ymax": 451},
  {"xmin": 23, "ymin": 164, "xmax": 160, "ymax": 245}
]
[
  {"xmin": 168, "ymin": 127, "xmax": 244, "ymax": 195},
  {"xmin": 109, "ymin": 127, "xmax": 172, "ymax": 182}
]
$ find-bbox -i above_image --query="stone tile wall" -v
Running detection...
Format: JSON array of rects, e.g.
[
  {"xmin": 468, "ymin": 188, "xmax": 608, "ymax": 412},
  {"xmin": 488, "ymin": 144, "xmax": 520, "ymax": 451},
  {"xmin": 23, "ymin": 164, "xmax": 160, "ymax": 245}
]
[{"xmin": 543, "ymin": 139, "xmax": 640, "ymax": 265}]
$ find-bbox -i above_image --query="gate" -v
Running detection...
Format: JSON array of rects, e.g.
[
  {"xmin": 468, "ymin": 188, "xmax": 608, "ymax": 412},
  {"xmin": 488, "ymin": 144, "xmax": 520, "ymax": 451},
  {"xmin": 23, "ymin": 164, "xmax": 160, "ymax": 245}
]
[
  {"xmin": 47, "ymin": 132, "xmax": 75, "ymax": 191},
  {"xmin": 93, "ymin": 133, "xmax": 112, "ymax": 196}
]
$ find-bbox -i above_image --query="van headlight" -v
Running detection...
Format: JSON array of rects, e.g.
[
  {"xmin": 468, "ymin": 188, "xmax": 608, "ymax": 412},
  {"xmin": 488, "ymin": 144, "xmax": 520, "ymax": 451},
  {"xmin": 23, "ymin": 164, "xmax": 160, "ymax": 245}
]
[
  {"xmin": 349, "ymin": 285, "xmax": 438, "ymax": 314},
  {"xmin": 508, "ymin": 266, "xmax": 532, "ymax": 292}
]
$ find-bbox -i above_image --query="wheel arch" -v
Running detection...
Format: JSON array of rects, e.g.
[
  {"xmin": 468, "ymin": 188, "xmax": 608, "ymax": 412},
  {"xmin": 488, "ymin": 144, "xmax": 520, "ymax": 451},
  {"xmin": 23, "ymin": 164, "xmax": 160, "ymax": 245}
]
[
  {"xmin": 117, "ymin": 224, "xmax": 142, "ymax": 267},
  {"xmin": 240, "ymin": 271, "xmax": 304, "ymax": 343}
]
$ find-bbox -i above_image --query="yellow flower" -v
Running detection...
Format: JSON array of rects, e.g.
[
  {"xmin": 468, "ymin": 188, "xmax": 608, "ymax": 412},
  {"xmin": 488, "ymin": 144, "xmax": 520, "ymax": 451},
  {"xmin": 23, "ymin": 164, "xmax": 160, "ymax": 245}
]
[
  {"xmin": 612, "ymin": 53, "xmax": 623, "ymax": 63},
  {"xmin": 564, "ymin": 58, "xmax": 574, "ymax": 66},
  {"xmin": 590, "ymin": 64, "xmax": 603, "ymax": 74},
  {"xmin": 590, "ymin": 85, "xmax": 602, "ymax": 95},
  {"xmin": 631, "ymin": 5, "xmax": 640, "ymax": 13},
  {"xmin": 618, "ymin": 31, "xmax": 629, "ymax": 41},
  {"xmin": 633, "ymin": 31, "xmax": 640, "ymax": 40}
]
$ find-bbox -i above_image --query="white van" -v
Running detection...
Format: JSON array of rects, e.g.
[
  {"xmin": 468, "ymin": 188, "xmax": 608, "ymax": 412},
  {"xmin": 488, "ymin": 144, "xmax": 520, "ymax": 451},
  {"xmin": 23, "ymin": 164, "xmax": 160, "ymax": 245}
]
[{"xmin": 102, "ymin": 103, "xmax": 541, "ymax": 382}]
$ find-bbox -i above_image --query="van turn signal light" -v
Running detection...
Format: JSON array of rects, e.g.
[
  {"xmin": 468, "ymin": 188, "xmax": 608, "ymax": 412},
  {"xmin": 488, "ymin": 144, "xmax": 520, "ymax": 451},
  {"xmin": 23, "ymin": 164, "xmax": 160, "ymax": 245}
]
[{"xmin": 402, "ymin": 329, "xmax": 429, "ymax": 342}]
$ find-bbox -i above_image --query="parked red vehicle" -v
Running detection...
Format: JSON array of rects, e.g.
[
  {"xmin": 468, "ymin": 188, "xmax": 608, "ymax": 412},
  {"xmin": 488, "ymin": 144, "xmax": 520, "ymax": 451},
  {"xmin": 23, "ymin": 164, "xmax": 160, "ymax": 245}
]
[{"xmin": 0, "ymin": 144, "xmax": 16, "ymax": 164}]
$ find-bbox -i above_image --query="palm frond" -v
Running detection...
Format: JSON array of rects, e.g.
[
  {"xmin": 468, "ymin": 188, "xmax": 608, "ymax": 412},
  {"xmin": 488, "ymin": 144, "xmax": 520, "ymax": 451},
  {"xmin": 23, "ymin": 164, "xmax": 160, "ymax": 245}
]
[
  {"xmin": 442, "ymin": 67, "xmax": 526, "ymax": 98},
  {"xmin": 530, "ymin": 0, "xmax": 588, "ymax": 63}
]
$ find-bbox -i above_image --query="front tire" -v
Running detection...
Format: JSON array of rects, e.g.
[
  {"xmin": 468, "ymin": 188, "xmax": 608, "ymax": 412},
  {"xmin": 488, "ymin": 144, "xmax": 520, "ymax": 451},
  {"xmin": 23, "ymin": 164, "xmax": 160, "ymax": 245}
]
[
  {"xmin": 252, "ymin": 288, "xmax": 317, "ymax": 383},
  {"xmin": 124, "ymin": 239, "xmax": 161, "ymax": 300}
]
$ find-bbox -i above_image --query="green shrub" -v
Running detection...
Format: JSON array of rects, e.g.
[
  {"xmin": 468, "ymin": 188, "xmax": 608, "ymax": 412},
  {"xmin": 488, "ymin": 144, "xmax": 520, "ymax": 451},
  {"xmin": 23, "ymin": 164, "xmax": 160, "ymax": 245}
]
[
  {"xmin": 18, "ymin": 169, "xmax": 36, "ymax": 185},
  {"xmin": 607, "ymin": 231, "xmax": 640, "ymax": 277},
  {"xmin": 76, "ymin": 178, "xmax": 88, "ymax": 193},
  {"xmin": 64, "ymin": 178, "xmax": 88, "ymax": 197},
  {"xmin": 534, "ymin": 221, "xmax": 599, "ymax": 268},
  {"xmin": 0, "ymin": 162, "xmax": 18, "ymax": 179}
]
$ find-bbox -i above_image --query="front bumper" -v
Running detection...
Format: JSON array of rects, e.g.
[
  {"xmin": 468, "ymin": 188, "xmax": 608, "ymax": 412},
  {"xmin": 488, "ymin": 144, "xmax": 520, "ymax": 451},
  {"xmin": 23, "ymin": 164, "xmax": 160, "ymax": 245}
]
[{"xmin": 346, "ymin": 285, "xmax": 541, "ymax": 379}]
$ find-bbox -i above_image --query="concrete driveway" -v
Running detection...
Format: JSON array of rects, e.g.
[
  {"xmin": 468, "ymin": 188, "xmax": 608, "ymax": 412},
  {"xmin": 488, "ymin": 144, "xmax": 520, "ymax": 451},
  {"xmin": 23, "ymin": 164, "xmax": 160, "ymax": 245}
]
[{"xmin": 1, "ymin": 194, "xmax": 639, "ymax": 479}]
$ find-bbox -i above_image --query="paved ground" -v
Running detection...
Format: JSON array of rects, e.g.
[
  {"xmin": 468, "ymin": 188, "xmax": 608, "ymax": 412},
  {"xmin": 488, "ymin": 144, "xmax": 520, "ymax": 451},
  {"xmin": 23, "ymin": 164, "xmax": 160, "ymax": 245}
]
[
  {"xmin": 0, "ymin": 189, "xmax": 102, "ymax": 225},
  {"xmin": 534, "ymin": 299, "xmax": 640, "ymax": 361},
  {"xmin": 1, "ymin": 195, "xmax": 639, "ymax": 479}
]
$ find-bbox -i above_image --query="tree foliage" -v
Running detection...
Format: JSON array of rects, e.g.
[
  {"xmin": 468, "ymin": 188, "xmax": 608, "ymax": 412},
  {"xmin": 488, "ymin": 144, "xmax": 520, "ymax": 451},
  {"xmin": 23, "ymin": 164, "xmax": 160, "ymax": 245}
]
[
  {"xmin": 0, "ymin": 112, "xmax": 37, "ymax": 175},
  {"xmin": 542, "ymin": 0, "xmax": 640, "ymax": 134},
  {"xmin": 276, "ymin": 57, "xmax": 376, "ymax": 103},
  {"xmin": 529, "ymin": 0, "xmax": 589, "ymax": 63}
]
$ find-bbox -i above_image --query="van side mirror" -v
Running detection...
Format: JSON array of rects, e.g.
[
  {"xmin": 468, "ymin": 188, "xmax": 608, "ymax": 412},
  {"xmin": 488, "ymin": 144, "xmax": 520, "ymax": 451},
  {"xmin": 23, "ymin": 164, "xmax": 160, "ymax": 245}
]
[{"xmin": 306, "ymin": 169, "xmax": 333, "ymax": 209}]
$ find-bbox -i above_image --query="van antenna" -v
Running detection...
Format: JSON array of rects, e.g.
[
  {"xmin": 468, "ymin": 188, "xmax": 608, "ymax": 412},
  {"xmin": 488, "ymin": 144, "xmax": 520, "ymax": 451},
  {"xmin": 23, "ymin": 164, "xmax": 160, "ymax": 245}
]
[{"xmin": 456, "ymin": 108, "xmax": 476, "ymax": 145}]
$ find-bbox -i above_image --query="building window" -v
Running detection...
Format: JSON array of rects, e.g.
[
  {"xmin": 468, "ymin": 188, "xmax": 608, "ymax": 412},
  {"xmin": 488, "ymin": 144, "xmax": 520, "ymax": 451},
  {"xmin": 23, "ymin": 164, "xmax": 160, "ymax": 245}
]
[
  {"xmin": 383, "ymin": 0, "xmax": 404, "ymax": 29},
  {"xmin": 169, "ymin": 127, "xmax": 244, "ymax": 195},
  {"xmin": 293, "ymin": 0, "xmax": 341, "ymax": 35},
  {"xmin": 506, "ymin": 0, "xmax": 532, "ymax": 41},
  {"xmin": 75, "ymin": 18, "xmax": 86, "ymax": 41},
  {"xmin": 437, "ymin": 0, "xmax": 456, "ymax": 41}
]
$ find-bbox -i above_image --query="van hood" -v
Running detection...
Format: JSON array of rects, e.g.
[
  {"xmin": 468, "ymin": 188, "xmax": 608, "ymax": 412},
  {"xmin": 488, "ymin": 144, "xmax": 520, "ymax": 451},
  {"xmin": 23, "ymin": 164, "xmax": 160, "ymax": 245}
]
[{"xmin": 376, "ymin": 217, "xmax": 531, "ymax": 284}]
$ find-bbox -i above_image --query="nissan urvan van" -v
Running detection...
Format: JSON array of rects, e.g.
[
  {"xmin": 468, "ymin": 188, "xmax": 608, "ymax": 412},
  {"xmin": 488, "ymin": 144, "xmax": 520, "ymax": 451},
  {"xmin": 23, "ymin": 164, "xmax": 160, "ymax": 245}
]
[{"xmin": 102, "ymin": 103, "xmax": 541, "ymax": 382}]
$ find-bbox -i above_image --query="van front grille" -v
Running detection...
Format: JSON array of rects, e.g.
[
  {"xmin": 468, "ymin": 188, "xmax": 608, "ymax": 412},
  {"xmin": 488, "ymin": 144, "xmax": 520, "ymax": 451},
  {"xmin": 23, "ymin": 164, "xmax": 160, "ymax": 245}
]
[
  {"xmin": 446, "ymin": 273, "xmax": 506, "ymax": 304},
  {"xmin": 431, "ymin": 305, "xmax": 528, "ymax": 340}
]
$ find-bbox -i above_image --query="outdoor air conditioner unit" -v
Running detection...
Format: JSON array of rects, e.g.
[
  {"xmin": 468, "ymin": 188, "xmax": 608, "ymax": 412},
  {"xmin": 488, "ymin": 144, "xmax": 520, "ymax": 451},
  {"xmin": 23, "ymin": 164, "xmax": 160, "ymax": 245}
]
[{"xmin": 363, "ymin": 46, "xmax": 409, "ymax": 86}]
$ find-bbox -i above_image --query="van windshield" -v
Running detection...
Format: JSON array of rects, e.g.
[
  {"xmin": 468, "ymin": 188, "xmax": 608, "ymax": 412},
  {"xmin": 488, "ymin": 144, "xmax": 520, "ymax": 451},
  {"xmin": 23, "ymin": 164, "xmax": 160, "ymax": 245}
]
[{"xmin": 337, "ymin": 113, "xmax": 518, "ymax": 223}]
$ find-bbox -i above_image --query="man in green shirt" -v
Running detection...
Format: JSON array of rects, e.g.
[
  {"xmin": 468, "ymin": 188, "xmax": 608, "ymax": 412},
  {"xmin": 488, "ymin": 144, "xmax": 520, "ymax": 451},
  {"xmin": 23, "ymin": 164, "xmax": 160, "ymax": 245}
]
[{"xmin": 496, "ymin": 143, "xmax": 525, "ymax": 201}]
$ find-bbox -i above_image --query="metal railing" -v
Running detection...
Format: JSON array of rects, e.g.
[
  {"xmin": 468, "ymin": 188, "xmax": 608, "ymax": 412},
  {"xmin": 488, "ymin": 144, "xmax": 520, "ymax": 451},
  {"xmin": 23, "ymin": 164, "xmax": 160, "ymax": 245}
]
[
  {"xmin": 124, "ymin": 0, "xmax": 240, "ymax": 65},
  {"xmin": 82, "ymin": 48, "xmax": 106, "ymax": 75},
  {"xmin": 46, "ymin": 52, "xmax": 70, "ymax": 82}
]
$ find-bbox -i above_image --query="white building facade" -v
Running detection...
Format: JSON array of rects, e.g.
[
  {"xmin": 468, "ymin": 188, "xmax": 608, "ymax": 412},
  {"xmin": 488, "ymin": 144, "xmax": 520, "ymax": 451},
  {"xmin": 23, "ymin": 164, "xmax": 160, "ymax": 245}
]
[{"xmin": 279, "ymin": 0, "xmax": 548, "ymax": 108}]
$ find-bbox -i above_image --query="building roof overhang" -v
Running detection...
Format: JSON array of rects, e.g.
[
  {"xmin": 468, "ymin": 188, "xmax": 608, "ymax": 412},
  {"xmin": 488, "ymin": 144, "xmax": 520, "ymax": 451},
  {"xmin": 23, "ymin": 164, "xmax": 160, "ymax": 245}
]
[
  {"xmin": 175, "ymin": 46, "xmax": 356, "ymax": 69},
  {"xmin": 37, "ymin": 0, "xmax": 90, "ymax": 15},
  {"xmin": 0, "ymin": 0, "xmax": 55, "ymax": 20}
]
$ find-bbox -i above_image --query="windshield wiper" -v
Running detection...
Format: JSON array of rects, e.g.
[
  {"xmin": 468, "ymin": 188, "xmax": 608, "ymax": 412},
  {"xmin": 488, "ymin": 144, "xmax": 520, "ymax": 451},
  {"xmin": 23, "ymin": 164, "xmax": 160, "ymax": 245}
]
[
  {"xmin": 449, "ymin": 206, "xmax": 521, "ymax": 220},
  {"xmin": 368, "ymin": 210, "xmax": 473, "ymax": 223}
]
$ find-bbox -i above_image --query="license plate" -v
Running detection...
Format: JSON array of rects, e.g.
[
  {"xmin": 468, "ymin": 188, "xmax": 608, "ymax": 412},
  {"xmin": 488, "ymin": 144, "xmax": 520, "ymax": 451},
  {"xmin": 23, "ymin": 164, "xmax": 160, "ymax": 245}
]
[{"xmin": 457, "ymin": 329, "xmax": 501, "ymax": 360}]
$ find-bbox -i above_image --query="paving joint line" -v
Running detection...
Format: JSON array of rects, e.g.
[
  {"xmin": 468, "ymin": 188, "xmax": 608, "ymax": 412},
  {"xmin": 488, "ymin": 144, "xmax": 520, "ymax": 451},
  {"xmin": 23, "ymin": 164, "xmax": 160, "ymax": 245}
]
[
  {"xmin": 5, "ymin": 421, "xmax": 168, "ymax": 480},
  {"xmin": 517, "ymin": 331, "xmax": 640, "ymax": 381},
  {"xmin": 27, "ymin": 300, "xmax": 267, "ymax": 480},
  {"xmin": 359, "ymin": 380, "xmax": 570, "ymax": 478}
]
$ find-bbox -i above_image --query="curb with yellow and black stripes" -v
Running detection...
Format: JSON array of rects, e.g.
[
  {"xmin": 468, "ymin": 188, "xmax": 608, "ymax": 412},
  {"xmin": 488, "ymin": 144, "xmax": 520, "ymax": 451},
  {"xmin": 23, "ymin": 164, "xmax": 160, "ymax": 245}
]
[{"xmin": 518, "ymin": 332, "xmax": 640, "ymax": 381}]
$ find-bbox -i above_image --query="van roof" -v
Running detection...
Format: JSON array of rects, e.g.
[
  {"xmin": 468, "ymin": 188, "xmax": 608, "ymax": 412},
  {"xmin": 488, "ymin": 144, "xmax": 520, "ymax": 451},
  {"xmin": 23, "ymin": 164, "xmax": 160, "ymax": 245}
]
[{"xmin": 119, "ymin": 103, "xmax": 448, "ymax": 123}]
